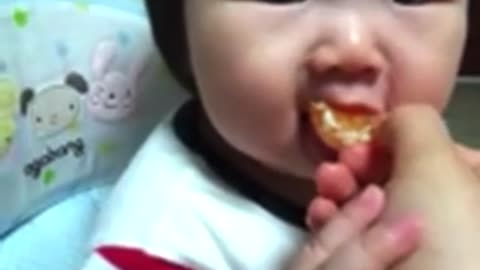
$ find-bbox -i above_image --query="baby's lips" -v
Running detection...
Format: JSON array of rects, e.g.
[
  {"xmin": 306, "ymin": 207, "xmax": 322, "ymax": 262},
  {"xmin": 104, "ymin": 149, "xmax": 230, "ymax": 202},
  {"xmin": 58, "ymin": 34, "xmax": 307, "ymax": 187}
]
[
  {"xmin": 309, "ymin": 101, "xmax": 384, "ymax": 151},
  {"xmin": 365, "ymin": 113, "xmax": 390, "ymax": 149}
]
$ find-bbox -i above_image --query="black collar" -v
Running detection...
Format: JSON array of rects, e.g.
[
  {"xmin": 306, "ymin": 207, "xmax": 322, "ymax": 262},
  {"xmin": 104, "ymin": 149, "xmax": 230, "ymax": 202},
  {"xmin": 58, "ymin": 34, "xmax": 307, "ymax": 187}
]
[{"xmin": 172, "ymin": 100, "xmax": 307, "ymax": 230}]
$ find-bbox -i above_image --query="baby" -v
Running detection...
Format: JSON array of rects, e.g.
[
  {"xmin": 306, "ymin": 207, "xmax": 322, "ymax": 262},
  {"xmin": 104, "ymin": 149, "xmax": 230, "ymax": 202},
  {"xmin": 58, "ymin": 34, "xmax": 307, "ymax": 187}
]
[{"xmin": 81, "ymin": 1, "xmax": 480, "ymax": 270}]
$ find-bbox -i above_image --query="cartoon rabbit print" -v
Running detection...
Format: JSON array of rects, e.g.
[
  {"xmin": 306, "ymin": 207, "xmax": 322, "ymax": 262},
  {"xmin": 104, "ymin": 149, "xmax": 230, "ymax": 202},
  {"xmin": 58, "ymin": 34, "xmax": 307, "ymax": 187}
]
[{"xmin": 88, "ymin": 40, "xmax": 146, "ymax": 122}]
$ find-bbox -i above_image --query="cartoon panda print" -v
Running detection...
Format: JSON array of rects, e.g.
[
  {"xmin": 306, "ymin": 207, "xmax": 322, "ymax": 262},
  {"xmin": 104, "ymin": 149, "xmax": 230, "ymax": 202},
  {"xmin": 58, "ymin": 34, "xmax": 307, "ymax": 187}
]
[
  {"xmin": 20, "ymin": 72, "xmax": 88, "ymax": 138},
  {"xmin": 0, "ymin": 120, "xmax": 15, "ymax": 158},
  {"xmin": 0, "ymin": 77, "xmax": 18, "ymax": 158}
]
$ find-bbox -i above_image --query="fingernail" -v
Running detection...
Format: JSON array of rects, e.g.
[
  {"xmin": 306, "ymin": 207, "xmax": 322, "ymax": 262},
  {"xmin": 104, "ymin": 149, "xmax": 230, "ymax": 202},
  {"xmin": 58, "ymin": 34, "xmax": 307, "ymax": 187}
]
[
  {"xmin": 388, "ymin": 216, "xmax": 424, "ymax": 252},
  {"xmin": 358, "ymin": 185, "xmax": 382, "ymax": 207},
  {"xmin": 366, "ymin": 216, "xmax": 423, "ymax": 261}
]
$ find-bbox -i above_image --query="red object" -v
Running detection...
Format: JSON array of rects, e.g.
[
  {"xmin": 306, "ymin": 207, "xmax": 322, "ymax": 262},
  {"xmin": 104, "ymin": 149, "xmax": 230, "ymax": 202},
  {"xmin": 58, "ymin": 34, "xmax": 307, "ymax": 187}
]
[{"xmin": 97, "ymin": 246, "xmax": 194, "ymax": 270}]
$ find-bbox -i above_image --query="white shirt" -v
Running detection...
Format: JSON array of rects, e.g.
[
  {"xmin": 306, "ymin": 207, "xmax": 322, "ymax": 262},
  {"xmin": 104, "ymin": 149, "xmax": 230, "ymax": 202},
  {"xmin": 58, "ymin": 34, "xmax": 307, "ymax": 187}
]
[{"xmin": 82, "ymin": 105, "xmax": 307, "ymax": 270}]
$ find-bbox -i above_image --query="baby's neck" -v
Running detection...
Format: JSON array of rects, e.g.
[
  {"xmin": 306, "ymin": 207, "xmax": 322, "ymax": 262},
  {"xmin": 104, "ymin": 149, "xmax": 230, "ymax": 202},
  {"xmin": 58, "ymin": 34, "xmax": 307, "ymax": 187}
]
[{"xmin": 196, "ymin": 109, "xmax": 316, "ymax": 209}]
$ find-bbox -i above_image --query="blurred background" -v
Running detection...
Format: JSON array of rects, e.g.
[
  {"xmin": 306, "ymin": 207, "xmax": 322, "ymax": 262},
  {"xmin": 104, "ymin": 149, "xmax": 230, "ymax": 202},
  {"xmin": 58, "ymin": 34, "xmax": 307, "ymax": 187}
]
[
  {"xmin": 447, "ymin": 2, "xmax": 479, "ymax": 148},
  {"xmin": 446, "ymin": 83, "xmax": 480, "ymax": 148},
  {"xmin": 460, "ymin": 1, "xmax": 479, "ymax": 76}
]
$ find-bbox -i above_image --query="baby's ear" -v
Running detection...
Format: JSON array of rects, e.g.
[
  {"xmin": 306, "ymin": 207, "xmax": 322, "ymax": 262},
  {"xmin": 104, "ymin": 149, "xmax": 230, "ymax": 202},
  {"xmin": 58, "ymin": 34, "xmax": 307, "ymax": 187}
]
[
  {"xmin": 92, "ymin": 40, "xmax": 118, "ymax": 79},
  {"xmin": 66, "ymin": 72, "xmax": 88, "ymax": 94},
  {"xmin": 20, "ymin": 88, "xmax": 35, "ymax": 116}
]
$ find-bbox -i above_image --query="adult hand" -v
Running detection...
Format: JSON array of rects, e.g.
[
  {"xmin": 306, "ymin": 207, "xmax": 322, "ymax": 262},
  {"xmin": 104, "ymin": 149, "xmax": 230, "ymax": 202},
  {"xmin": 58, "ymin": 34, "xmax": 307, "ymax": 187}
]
[{"xmin": 289, "ymin": 185, "xmax": 421, "ymax": 270}]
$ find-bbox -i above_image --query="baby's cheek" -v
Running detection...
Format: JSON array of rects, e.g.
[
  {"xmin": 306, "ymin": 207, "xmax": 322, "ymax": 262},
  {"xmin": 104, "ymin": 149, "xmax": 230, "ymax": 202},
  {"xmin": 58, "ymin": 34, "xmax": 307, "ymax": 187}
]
[
  {"xmin": 391, "ymin": 60, "xmax": 456, "ymax": 111},
  {"xmin": 202, "ymin": 84, "xmax": 298, "ymax": 171},
  {"xmin": 205, "ymin": 57, "xmax": 296, "ymax": 136},
  {"xmin": 208, "ymin": 88, "xmax": 295, "ymax": 149}
]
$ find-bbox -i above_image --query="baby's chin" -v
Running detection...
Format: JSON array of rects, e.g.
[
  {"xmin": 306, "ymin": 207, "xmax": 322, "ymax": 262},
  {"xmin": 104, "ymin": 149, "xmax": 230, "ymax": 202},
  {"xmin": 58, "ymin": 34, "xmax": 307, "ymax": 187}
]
[
  {"xmin": 248, "ymin": 121, "xmax": 338, "ymax": 182},
  {"xmin": 262, "ymin": 144, "xmax": 335, "ymax": 182},
  {"xmin": 296, "ymin": 113, "xmax": 338, "ymax": 172},
  {"xmin": 261, "ymin": 159, "xmax": 316, "ymax": 183}
]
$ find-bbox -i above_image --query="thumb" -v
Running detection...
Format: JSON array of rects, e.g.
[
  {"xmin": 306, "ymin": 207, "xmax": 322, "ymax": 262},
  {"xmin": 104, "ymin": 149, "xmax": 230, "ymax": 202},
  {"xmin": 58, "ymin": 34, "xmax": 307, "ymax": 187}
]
[{"xmin": 380, "ymin": 105, "xmax": 455, "ymax": 178}]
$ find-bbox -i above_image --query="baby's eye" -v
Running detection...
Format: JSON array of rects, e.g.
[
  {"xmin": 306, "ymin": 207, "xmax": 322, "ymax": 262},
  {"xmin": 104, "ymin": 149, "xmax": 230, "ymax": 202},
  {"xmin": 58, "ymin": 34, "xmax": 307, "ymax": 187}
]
[
  {"xmin": 393, "ymin": 0, "xmax": 430, "ymax": 5},
  {"xmin": 258, "ymin": 0, "xmax": 305, "ymax": 4},
  {"xmin": 36, "ymin": 117, "xmax": 42, "ymax": 123}
]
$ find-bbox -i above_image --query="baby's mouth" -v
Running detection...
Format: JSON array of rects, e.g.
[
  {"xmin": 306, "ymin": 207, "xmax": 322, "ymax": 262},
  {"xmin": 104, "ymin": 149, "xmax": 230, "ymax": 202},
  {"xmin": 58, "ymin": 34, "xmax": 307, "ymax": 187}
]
[
  {"xmin": 300, "ymin": 101, "xmax": 383, "ymax": 164},
  {"xmin": 309, "ymin": 101, "xmax": 381, "ymax": 150},
  {"xmin": 299, "ymin": 111, "xmax": 337, "ymax": 164}
]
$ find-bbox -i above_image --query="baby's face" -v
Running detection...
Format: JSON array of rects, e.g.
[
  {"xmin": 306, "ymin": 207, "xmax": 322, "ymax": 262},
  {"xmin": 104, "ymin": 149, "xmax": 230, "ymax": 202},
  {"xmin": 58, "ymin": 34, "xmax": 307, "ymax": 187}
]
[{"xmin": 185, "ymin": 0, "xmax": 468, "ymax": 179}]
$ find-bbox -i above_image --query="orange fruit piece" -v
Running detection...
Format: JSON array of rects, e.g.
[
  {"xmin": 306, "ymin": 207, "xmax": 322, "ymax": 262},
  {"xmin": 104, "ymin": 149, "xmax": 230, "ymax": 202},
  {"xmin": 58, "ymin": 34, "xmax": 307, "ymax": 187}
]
[{"xmin": 309, "ymin": 101, "xmax": 381, "ymax": 150}]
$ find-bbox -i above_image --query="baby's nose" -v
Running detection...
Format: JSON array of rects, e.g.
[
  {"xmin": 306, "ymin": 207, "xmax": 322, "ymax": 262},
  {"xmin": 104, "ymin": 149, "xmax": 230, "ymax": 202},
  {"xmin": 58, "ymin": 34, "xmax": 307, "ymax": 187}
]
[
  {"xmin": 305, "ymin": 13, "xmax": 387, "ymax": 112},
  {"xmin": 308, "ymin": 13, "xmax": 385, "ymax": 76}
]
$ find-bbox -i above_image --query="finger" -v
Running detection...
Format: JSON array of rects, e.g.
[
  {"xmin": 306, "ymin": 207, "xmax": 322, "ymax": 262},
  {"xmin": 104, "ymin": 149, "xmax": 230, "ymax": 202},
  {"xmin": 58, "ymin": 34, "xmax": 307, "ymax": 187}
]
[
  {"xmin": 362, "ymin": 216, "xmax": 423, "ymax": 268},
  {"xmin": 306, "ymin": 198, "xmax": 338, "ymax": 230},
  {"xmin": 291, "ymin": 186, "xmax": 385, "ymax": 270},
  {"xmin": 312, "ymin": 185, "xmax": 384, "ymax": 254},
  {"xmin": 339, "ymin": 144, "xmax": 392, "ymax": 186},
  {"xmin": 314, "ymin": 163, "xmax": 358, "ymax": 202},
  {"xmin": 323, "ymin": 215, "xmax": 423, "ymax": 270},
  {"xmin": 379, "ymin": 105, "xmax": 455, "ymax": 176},
  {"xmin": 475, "ymin": 167, "xmax": 480, "ymax": 177},
  {"xmin": 339, "ymin": 144, "xmax": 371, "ymax": 181}
]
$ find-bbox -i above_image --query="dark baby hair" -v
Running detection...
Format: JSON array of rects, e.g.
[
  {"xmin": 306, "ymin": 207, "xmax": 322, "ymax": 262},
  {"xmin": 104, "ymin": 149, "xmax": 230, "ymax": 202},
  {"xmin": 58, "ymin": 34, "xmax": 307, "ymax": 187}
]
[{"xmin": 145, "ymin": 1, "xmax": 197, "ymax": 93}]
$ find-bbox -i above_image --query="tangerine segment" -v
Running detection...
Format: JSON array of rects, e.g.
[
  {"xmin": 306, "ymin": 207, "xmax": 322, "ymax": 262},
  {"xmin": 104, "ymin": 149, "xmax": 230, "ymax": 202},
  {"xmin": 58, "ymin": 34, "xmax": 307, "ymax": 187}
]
[{"xmin": 309, "ymin": 101, "xmax": 380, "ymax": 150}]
